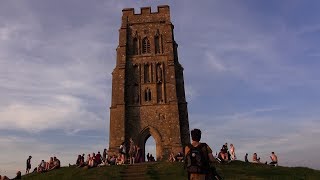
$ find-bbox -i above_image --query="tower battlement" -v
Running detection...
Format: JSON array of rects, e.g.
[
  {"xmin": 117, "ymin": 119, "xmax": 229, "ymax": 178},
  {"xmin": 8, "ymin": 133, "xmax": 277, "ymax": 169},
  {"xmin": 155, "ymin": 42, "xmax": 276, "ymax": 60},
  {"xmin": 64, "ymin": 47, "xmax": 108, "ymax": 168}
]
[
  {"xmin": 122, "ymin": 5, "xmax": 170, "ymax": 16},
  {"xmin": 121, "ymin": 5, "xmax": 171, "ymax": 27}
]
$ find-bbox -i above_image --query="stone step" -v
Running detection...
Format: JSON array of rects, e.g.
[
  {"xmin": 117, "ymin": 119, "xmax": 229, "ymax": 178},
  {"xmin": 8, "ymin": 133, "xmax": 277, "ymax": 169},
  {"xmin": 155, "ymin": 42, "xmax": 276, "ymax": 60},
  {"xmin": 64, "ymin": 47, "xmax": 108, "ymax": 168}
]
[{"xmin": 119, "ymin": 162, "xmax": 164, "ymax": 180}]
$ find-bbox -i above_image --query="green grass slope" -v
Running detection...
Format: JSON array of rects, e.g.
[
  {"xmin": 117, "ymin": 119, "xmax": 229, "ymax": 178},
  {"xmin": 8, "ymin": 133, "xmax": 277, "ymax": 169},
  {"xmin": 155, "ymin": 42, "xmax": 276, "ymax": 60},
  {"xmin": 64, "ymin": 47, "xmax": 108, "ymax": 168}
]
[{"xmin": 23, "ymin": 161, "xmax": 320, "ymax": 180}]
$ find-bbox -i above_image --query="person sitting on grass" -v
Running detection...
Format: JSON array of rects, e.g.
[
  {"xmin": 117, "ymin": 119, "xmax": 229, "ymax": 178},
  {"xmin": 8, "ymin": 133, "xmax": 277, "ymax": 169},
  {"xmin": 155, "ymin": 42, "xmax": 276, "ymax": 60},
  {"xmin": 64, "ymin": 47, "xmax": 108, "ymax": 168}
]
[
  {"xmin": 77, "ymin": 155, "xmax": 85, "ymax": 168},
  {"xmin": 81, "ymin": 154, "xmax": 85, "ymax": 165},
  {"xmin": 252, "ymin": 153, "xmax": 262, "ymax": 163},
  {"xmin": 32, "ymin": 167, "xmax": 38, "ymax": 173},
  {"xmin": 149, "ymin": 154, "xmax": 155, "ymax": 162},
  {"xmin": 109, "ymin": 155, "xmax": 116, "ymax": 165},
  {"xmin": 168, "ymin": 152, "xmax": 176, "ymax": 162},
  {"xmin": 49, "ymin": 157, "xmax": 60, "ymax": 170},
  {"xmin": 2, "ymin": 175, "xmax": 10, "ymax": 180},
  {"xmin": 76, "ymin": 155, "xmax": 82, "ymax": 166},
  {"xmin": 88, "ymin": 153, "xmax": 97, "ymax": 168},
  {"xmin": 45, "ymin": 157, "xmax": 54, "ymax": 171},
  {"xmin": 217, "ymin": 149, "xmax": 229, "ymax": 163},
  {"xmin": 221, "ymin": 143, "xmax": 229, "ymax": 161},
  {"xmin": 12, "ymin": 171, "xmax": 22, "ymax": 180},
  {"xmin": 86, "ymin": 154, "xmax": 91, "ymax": 165},
  {"xmin": 96, "ymin": 152, "xmax": 102, "ymax": 165},
  {"xmin": 269, "ymin": 152, "xmax": 278, "ymax": 166},
  {"xmin": 175, "ymin": 152, "xmax": 184, "ymax": 162},
  {"xmin": 116, "ymin": 153, "xmax": 123, "ymax": 165},
  {"xmin": 38, "ymin": 160, "xmax": 46, "ymax": 172}
]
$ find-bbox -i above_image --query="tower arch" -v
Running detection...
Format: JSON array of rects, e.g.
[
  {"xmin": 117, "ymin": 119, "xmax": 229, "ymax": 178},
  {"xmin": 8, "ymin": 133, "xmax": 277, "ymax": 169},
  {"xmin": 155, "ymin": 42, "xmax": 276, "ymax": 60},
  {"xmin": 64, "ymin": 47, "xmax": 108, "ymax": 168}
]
[{"xmin": 137, "ymin": 126, "xmax": 162, "ymax": 160}]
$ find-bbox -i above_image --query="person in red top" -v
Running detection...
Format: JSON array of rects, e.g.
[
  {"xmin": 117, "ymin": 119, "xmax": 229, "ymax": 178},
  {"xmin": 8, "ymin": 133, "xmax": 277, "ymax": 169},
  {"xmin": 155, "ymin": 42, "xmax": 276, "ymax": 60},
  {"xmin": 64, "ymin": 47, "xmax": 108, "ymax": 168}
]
[{"xmin": 95, "ymin": 151, "xmax": 102, "ymax": 165}]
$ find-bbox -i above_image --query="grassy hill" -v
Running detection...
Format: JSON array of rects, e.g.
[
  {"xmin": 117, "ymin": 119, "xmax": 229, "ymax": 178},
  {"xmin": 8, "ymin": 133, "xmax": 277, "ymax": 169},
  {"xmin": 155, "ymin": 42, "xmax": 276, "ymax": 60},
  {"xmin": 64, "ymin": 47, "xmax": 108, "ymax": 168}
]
[{"xmin": 23, "ymin": 161, "xmax": 320, "ymax": 180}]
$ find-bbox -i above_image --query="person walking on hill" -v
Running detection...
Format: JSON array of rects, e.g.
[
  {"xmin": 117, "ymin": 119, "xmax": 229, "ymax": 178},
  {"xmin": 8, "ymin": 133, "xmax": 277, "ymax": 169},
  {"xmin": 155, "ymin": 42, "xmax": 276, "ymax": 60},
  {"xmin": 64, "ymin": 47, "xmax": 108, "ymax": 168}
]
[
  {"xmin": 245, "ymin": 153, "xmax": 249, "ymax": 163},
  {"xmin": 185, "ymin": 128, "xmax": 221, "ymax": 180},
  {"xmin": 26, "ymin": 156, "xmax": 32, "ymax": 174}
]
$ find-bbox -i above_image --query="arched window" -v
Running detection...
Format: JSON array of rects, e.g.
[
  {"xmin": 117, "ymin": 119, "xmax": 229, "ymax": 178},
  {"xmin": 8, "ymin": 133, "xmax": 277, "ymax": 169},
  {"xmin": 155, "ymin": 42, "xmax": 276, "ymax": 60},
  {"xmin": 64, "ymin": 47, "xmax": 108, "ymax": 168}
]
[
  {"xmin": 144, "ymin": 88, "xmax": 152, "ymax": 102},
  {"xmin": 133, "ymin": 38, "xmax": 138, "ymax": 55},
  {"xmin": 154, "ymin": 36, "xmax": 160, "ymax": 54},
  {"xmin": 144, "ymin": 64, "xmax": 150, "ymax": 83},
  {"xmin": 148, "ymin": 89, "xmax": 152, "ymax": 101},
  {"xmin": 142, "ymin": 37, "xmax": 151, "ymax": 54}
]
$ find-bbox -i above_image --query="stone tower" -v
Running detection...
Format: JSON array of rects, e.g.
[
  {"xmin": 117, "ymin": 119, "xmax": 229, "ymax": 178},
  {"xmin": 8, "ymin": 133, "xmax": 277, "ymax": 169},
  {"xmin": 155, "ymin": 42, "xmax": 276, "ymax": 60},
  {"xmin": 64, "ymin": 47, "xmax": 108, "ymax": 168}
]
[{"xmin": 109, "ymin": 5, "xmax": 190, "ymax": 160}]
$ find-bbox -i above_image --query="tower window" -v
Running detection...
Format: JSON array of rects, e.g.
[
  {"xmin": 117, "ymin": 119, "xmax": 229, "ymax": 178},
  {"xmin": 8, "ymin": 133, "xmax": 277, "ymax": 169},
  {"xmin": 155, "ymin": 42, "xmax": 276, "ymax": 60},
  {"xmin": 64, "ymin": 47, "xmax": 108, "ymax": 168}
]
[
  {"xmin": 144, "ymin": 88, "xmax": 152, "ymax": 102},
  {"xmin": 155, "ymin": 36, "xmax": 160, "ymax": 54},
  {"xmin": 133, "ymin": 38, "xmax": 138, "ymax": 55},
  {"xmin": 144, "ymin": 64, "xmax": 150, "ymax": 83},
  {"xmin": 142, "ymin": 37, "xmax": 151, "ymax": 54}
]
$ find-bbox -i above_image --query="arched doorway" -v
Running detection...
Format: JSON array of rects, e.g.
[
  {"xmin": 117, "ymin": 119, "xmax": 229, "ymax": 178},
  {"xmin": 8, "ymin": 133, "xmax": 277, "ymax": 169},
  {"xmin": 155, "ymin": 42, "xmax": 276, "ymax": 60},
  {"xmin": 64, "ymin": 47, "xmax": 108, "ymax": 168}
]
[
  {"xmin": 145, "ymin": 136, "xmax": 156, "ymax": 161},
  {"xmin": 137, "ymin": 126, "xmax": 162, "ymax": 161}
]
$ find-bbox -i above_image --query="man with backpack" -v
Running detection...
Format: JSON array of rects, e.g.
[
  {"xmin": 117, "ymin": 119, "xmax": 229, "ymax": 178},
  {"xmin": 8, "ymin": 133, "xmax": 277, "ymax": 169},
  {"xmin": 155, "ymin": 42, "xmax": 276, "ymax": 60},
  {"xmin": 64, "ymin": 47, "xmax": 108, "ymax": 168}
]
[{"xmin": 185, "ymin": 129, "xmax": 222, "ymax": 180}]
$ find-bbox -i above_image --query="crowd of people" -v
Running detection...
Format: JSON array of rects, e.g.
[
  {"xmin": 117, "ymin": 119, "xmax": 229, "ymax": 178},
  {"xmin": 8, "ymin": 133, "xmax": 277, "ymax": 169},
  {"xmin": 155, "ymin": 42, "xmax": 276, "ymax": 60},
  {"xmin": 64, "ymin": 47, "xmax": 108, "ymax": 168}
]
[
  {"xmin": 248, "ymin": 152, "xmax": 278, "ymax": 166},
  {"xmin": 2, "ymin": 129, "xmax": 279, "ymax": 179},
  {"xmin": 36, "ymin": 156, "xmax": 61, "ymax": 173},
  {"xmin": 25, "ymin": 156, "xmax": 61, "ymax": 174},
  {"xmin": 71, "ymin": 138, "xmax": 156, "ymax": 169},
  {"xmin": 0, "ymin": 155, "xmax": 61, "ymax": 180},
  {"xmin": 213, "ymin": 142, "xmax": 278, "ymax": 166},
  {"xmin": 216, "ymin": 143, "xmax": 237, "ymax": 163}
]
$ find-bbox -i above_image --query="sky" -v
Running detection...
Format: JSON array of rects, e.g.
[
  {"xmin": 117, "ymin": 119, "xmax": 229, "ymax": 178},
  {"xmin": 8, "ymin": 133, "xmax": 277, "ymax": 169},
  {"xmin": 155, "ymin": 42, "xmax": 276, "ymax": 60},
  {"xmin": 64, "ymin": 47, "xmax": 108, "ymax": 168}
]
[{"xmin": 1, "ymin": 0, "xmax": 320, "ymax": 177}]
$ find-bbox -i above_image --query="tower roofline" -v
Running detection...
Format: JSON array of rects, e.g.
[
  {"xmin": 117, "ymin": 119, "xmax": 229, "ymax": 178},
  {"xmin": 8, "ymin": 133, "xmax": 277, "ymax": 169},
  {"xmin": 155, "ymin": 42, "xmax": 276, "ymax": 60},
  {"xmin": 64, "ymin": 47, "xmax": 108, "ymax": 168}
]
[{"xmin": 122, "ymin": 5, "xmax": 170, "ymax": 16}]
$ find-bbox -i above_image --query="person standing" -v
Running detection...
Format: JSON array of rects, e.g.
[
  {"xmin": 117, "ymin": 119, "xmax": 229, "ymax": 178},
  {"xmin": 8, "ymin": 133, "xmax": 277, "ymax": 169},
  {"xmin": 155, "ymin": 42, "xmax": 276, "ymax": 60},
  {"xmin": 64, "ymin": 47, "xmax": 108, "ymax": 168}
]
[
  {"xmin": 146, "ymin": 153, "xmax": 150, "ymax": 162},
  {"xmin": 135, "ymin": 145, "xmax": 143, "ymax": 163},
  {"xmin": 26, "ymin": 156, "xmax": 32, "ymax": 174},
  {"xmin": 229, "ymin": 144, "xmax": 236, "ymax": 160},
  {"xmin": 119, "ymin": 142, "xmax": 126, "ymax": 164},
  {"xmin": 103, "ymin": 149, "xmax": 107, "ymax": 164},
  {"xmin": 185, "ymin": 128, "xmax": 221, "ymax": 180},
  {"xmin": 129, "ymin": 138, "xmax": 136, "ymax": 165},
  {"xmin": 245, "ymin": 153, "xmax": 249, "ymax": 163}
]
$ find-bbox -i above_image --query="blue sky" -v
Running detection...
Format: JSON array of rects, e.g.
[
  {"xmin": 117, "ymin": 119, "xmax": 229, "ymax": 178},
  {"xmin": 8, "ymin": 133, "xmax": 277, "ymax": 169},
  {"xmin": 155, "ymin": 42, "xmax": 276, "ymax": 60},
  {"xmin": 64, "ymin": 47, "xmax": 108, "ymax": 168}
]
[{"xmin": 1, "ymin": 0, "xmax": 320, "ymax": 177}]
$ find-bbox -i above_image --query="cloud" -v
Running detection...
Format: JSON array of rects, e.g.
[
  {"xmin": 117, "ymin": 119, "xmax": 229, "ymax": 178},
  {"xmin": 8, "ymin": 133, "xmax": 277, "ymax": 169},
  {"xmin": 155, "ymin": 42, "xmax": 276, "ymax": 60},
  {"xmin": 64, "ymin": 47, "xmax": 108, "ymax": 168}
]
[
  {"xmin": 0, "ymin": 95, "xmax": 106, "ymax": 132},
  {"xmin": 175, "ymin": 1, "xmax": 320, "ymax": 93},
  {"xmin": 0, "ymin": 1, "xmax": 115, "ymax": 133}
]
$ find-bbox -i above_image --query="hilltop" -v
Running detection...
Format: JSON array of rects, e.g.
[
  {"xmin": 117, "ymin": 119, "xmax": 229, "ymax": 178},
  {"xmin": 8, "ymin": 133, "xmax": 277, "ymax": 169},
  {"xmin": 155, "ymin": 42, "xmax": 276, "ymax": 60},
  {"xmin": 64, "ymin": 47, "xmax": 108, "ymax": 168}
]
[{"xmin": 23, "ymin": 161, "xmax": 320, "ymax": 180}]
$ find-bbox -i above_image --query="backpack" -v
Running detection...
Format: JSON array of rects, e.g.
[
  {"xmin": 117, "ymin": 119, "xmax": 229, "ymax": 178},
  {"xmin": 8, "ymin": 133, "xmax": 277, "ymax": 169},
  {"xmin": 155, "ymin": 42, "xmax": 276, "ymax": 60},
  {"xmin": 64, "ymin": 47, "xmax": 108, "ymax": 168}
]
[{"xmin": 185, "ymin": 143, "xmax": 210, "ymax": 174}]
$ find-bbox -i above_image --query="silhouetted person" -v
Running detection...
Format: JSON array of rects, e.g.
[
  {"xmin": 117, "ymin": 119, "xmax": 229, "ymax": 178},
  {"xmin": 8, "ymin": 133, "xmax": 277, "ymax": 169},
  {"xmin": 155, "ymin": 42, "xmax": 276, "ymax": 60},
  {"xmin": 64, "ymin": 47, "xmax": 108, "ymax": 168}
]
[
  {"xmin": 26, "ymin": 155, "xmax": 32, "ymax": 174},
  {"xmin": 245, "ymin": 153, "xmax": 249, "ymax": 163}
]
